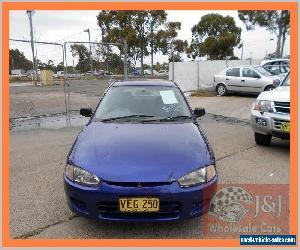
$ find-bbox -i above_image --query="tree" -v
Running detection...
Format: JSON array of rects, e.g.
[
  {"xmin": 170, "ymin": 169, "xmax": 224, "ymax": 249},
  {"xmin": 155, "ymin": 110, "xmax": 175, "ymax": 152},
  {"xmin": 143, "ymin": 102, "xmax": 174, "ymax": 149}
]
[
  {"xmin": 148, "ymin": 11, "xmax": 167, "ymax": 74},
  {"xmin": 56, "ymin": 62, "xmax": 64, "ymax": 72},
  {"xmin": 238, "ymin": 10, "xmax": 290, "ymax": 58},
  {"xmin": 97, "ymin": 11, "xmax": 174, "ymax": 76},
  {"xmin": 103, "ymin": 53, "xmax": 124, "ymax": 73},
  {"xmin": 9, "ymin": 49, "xmax": 32, "ymax": 72},
  {"xmin": 70, "ymin": 44, "xmax": 90, "ymax": 73},
  {"xmin": 190, "ymin": 13, "xmax": 241, "ymax": 60},
  {"xmin": 154, "ymin": 22, "xmax": 187, "ymax": 62},
  {"xmin": 97, "ymin": 11, "xmax": 139, "ymax": 68}
]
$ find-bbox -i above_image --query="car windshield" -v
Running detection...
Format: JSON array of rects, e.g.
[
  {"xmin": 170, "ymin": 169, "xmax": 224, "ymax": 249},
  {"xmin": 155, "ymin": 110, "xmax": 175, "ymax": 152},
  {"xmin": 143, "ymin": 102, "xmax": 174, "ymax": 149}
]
[
  {"xmin": 281, "ymin": 73, "xmax": 290, "ymax": 86},
  {"xmin": 253, "ymin": 66, "xmax": 273, "ymax": 76},
  {"xmin": 93, "ymin": 85, "xmax": 191, "ymax": 122}
]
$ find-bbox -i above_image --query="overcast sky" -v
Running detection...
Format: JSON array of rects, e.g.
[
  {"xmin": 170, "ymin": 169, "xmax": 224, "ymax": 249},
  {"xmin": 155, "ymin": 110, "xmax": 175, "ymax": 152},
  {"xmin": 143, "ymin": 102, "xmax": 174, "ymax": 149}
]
[{"xmin": 9, "ymin": 10, "xmax": 290, "ymax": 66}]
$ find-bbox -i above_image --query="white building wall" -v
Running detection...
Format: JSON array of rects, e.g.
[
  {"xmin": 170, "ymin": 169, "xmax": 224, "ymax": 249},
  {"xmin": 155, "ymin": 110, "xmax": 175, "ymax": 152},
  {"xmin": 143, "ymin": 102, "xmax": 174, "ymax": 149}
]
[{"xmin": 169, "ymin": 59, "xmax": 261, "ymax": 92}]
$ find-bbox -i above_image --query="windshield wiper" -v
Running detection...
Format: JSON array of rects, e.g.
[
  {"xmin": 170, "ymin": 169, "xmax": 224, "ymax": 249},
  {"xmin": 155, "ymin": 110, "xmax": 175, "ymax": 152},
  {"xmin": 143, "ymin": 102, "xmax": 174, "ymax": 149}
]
[
  {"xmin": 142, "ymin": 115, "xmax": 192, "ymax": 122},
  {"xmin": 100, "ymin": 115, "xmax": 155, "ymax": 122}
]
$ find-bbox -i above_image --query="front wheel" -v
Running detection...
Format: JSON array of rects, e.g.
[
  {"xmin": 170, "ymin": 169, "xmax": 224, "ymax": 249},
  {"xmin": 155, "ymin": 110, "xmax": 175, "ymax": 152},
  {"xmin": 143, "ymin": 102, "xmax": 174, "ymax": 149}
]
[
  {"xmin": 264, "ymin": 85, "xmax": 275, "ymax": 91},
  {"xmin": 216, "ymin": 84, "xmax": 228, "ymax": 96},
  {"xmin": 254, "ymin": 133, "xmax": 272, "ymax": 146}
]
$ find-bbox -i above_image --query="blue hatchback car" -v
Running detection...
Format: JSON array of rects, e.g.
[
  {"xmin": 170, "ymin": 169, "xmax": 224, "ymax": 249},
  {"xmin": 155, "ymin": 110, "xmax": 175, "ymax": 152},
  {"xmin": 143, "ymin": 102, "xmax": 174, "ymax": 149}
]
[{"xmin": 64, "ymin": 80, "xmax": 217, "ymax": 222}]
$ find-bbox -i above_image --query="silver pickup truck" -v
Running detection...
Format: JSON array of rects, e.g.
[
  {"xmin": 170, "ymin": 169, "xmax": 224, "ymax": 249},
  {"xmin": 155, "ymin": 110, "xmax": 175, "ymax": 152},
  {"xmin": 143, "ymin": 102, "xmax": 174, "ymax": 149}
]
[{"xmin": 251, "ymin": 72, "xmax": 290, "ymax": 146}]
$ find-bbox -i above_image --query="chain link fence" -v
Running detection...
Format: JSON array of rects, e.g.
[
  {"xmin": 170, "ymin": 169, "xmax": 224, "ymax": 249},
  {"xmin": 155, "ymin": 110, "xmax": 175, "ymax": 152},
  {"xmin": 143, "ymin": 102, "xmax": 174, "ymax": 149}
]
[
  {"xmin": 9, "ymin": 39, "xmax": 68, "ymax": 119},
  {"xmin": 9, "ymin": 38, "xmax": 130, "ymax": 120},
  {"xmin": 62, "ymin": 41, "xmax": 128, "ymax": 117}
]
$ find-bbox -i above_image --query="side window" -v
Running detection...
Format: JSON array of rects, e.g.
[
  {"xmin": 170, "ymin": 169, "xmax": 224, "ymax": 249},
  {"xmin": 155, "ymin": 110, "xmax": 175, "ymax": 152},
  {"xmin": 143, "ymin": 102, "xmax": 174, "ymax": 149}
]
[
  {"xmin": 226, "ymin": 68, "xmax": 240, "ymax": 77},
  {"xmin": 279, "ymin": 63, "xmax": 289, "ymax": 73},
  {"xmin": 270, "ymin": 61, "xmax": 280, "ymax": 75},
  {"xmin": 263, "ymin": 62, "xmax": 272, "ymax": 72},
  {"xmin": 242, "ymin": 68, "xmax": 260, "ymax": 78}
]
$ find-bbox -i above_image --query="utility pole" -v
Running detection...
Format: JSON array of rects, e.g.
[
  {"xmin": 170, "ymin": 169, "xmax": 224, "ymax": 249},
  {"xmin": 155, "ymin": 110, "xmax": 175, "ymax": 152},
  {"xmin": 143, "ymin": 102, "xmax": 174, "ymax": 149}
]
[
  {"xmin": 26, "ymin": 10, "xmax": 37, "ymax": 85},
  {"xmin": 84, "ymin": 28, "xmax": 93, "ymax": 76}
]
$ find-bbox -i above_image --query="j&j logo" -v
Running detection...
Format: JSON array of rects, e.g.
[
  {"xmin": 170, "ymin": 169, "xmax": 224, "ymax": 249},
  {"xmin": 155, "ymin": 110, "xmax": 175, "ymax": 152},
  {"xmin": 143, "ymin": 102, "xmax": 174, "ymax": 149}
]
[{"xmin": 209, "ymin": 186, "xmax": 253, "ymax": 222}]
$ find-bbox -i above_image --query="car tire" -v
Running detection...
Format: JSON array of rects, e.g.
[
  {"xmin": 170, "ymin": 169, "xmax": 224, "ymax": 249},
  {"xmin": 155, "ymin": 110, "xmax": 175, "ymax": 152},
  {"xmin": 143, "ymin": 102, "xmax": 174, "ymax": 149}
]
[
  {"xmin": 264, "ymin": 85, "xmax": 275, "ymax": 91},
  {"xmin": 216, "ymin": 83, "xmax": 228, "ymax": 96},
  {"xmin": 254, "ymin": 133, "xmax": 272, "ymax": 146}
]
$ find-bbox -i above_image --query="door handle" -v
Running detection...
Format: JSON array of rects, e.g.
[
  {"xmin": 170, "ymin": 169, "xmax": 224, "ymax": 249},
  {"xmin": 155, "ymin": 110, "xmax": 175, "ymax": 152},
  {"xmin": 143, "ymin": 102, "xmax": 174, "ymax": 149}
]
[
  {"xmin": 226, "ymin": 78, "xmax": 229, "ymax": 80},
  {"xmin": 241, "ymin": 79, "xmax": 245, "ymax": 82}
]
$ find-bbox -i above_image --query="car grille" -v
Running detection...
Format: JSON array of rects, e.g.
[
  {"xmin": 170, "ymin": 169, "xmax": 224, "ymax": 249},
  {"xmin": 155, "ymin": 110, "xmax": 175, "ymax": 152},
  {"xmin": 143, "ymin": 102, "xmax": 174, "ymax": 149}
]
[
  {"xmin": 105, "ymin": 181, "xmax": 173, "ymax": 187},
  {"xmin": 273, "ymin": 118, "xmax": 289, "ymax": 130},
  {"xmin": 273, "ymin": 101, "xmax": 290, "ymax": 114},
  {"xmin": 97, "ymin": 201, "xmax": 181, "ymax": 220}
]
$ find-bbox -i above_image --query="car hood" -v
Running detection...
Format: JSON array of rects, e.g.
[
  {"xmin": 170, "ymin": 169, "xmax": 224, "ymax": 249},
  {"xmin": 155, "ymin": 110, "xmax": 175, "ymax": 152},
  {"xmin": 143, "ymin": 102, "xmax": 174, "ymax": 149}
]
[
  {"xmin": 68, "ymin": 122, "xmax": 213, "ymax": 182},
  {"xmin": 257, "ymin": 86, "xmax": 290, "ymax": 102}
]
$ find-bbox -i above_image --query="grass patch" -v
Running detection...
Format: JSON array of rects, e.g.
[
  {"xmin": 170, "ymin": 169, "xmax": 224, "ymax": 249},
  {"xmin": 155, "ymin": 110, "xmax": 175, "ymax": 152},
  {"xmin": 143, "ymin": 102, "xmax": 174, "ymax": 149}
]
[
  {"xmin": 10, "ymin": 76, "xmax": 33, "ymax": 82},
  {"xmin": 190, "ymin": 90, "xmax": 216, "ymax": 97}
]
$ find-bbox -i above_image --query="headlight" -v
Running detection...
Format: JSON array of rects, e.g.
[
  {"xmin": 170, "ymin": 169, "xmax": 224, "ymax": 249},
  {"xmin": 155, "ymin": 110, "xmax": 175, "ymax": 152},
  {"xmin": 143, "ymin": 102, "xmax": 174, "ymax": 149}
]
[
  {"xmin": 65, "ymin": 164, "xmax": 101, "ymax": 187},
  {"xmin": 253, "ymin": 100, "xmax": 273, "ymax": 113},
  {"xmin": 178, "ymin": 165, "xmax": 216, "ymax": 188}
]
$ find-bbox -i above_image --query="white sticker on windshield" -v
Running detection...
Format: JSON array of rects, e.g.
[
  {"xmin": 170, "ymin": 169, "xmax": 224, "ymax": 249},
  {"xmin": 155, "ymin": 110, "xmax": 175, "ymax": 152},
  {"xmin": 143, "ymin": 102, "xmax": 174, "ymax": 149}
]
[{"xmin": 160, "ymin": 90, "xmax": 178, "ymax": 104}]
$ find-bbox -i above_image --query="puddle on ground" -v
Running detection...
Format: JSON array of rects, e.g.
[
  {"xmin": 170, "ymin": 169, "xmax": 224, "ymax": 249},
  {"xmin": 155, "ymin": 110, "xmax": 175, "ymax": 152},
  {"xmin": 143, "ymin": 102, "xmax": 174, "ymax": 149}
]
[{"xmin": 10, "ymin": 112, "xmax": 89, "ymax": 131}]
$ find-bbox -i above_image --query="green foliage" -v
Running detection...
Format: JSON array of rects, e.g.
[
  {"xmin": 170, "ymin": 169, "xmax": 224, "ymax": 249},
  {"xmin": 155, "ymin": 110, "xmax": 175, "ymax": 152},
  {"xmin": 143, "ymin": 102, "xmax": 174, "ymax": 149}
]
[
  {"xmin": 154, "ymin": 62, "xmax": 169, "ymax": 71},
  {"xmin": 154, "ymin": 22, "xmax": 188, "ymax": 61},
  {"xmin": 9, "ymin": 49, "xmax": 32, "ymax": 72},
  {"xmin": 238, "ymin": 10, "xmax": 290, "ymax": 57},
  {"xmin": 38, "ymin": 59, "xmax": 57, "ymax": 72},
  {"xmin": 70, "ymin": 44, "xmax": 90, "ymax": 73},
  {"xmin": 97, "ymin": 11, "xmax": 143, "ymax": 65},
  {"xmin": 56, "ymin": 62, "xmax": 64, "ymax": 72},
  {"xmin": 103, "ymin": 53, "xmax": 124, "ymax": 74},
  {"xmin": 190, "ymin": 13, "xmax": 241, "ymax": 60},
  {"xmin": 97, "ymin": 11, "xmax": 183, "ymax": 73}
]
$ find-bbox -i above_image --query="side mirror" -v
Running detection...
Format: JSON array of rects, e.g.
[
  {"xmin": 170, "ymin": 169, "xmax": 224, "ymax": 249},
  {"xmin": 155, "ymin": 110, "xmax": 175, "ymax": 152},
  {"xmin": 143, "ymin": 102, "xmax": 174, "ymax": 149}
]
[
  {"xmin": 194, "ymin": 108, "xmax": 205, "ymax": 118},
  {"xmin": 273, "ymin": 77, "xmax": 281, "ymax": 87},
  {"xmin": 256, "ymin": 75, "xmax": 261, "ymax": 79},
  {"xmin": 80, "ymin": 108, "xmax": 93, "ymax": 117}
]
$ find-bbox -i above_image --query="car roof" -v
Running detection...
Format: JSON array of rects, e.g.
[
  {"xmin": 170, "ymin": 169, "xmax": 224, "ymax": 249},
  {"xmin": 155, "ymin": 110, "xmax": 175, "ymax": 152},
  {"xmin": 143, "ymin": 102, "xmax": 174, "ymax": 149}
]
[
  {"xmin": 112, "ymin": 79, "xmax": 175, "ymax": 87},
  {"xmin": 225, "ymin": 65, "xmax": 258, "ymax": 69},
  {"xmin": 260, "ymin": 59, "xmax": 290, "ymax": 65}
]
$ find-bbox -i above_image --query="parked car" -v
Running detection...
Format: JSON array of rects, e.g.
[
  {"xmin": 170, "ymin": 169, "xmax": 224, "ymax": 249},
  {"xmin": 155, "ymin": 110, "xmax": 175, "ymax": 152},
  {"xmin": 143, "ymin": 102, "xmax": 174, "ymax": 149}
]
[
  {"xmin": 131, "ymin": 68, "xmax": 141, "ymax": 76},
  {"xmin": 251, "ymin": 72, "xmax": 290, "ymax": 146},
  {"xmin": 156, "ymin": 70, "xmax": 169, "ymax": 76},
  {"xmin": 214, "ymin": 66, "xmax": 281, "ymax": 96},
  {"xmin": 54, "ymin": 71, "xmax": 64, "ymax": 78},
  {"xmin": 104, "ymin": 71, "xmax": 113, "ymax": 76},
  {"xmin": 64, "ymin": 80, "xmax": 217, "ymax": 222},
  {"xmin": 260, "ymin": 59, "xmax": 290, "ymax": 76},
  {"xmin": 144, "ymin": 69, "xmax": 158, "ymax": 75}
]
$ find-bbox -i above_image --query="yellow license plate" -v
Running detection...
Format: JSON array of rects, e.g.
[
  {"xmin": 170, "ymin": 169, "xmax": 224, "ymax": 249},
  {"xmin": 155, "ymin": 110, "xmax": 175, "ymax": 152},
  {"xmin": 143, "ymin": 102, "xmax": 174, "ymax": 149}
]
[
  {"xmin": 119, "ymin": 197, "xmax": 159, "ymax": 212},
  {"xmin": 281, "ymin": 122, "xmax": 290, "ymax": 133}
]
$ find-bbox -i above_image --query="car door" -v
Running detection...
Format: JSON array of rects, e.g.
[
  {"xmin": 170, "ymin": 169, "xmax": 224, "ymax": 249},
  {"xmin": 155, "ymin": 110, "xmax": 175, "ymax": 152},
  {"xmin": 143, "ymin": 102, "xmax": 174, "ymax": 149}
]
[
  {"xmin": 224, "ymin": 67, "xmax": 241, "ymax": 91},
  {"xmin": 240, "ymin": 67, "xmax": 263, "ymax": 93}
]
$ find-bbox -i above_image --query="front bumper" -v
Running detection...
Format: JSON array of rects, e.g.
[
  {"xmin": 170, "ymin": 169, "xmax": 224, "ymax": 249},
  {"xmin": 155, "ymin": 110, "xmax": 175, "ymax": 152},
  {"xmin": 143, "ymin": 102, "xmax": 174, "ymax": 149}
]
[
  {"xmin": 250, "ymin": 110, "xmax": 290, "ymax": 139},
  {"xmin": 64, "ymin": 175, "xmax": 217, "ymax": 222}
]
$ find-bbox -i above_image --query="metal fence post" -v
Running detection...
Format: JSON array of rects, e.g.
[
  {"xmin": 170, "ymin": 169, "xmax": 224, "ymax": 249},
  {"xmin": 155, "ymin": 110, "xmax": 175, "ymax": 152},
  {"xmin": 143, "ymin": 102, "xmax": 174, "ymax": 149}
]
[
  {"xmin": 62, "ymin": 43, "xmax": 69, "ymax": 118},
  {"xmin": 63, "ymin": 42, "xmax": 70, "ymax": 119},
  {"xmin": 172, "ymin": 42, "xmax": 175, "ymax": 81},
  {"xmin": 197, "ymin": 60, "xmax": 200, "ymax": 91},
  {"xmin": 124, "ymin": 39, "xmax": 128, "ymax": 79}
]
